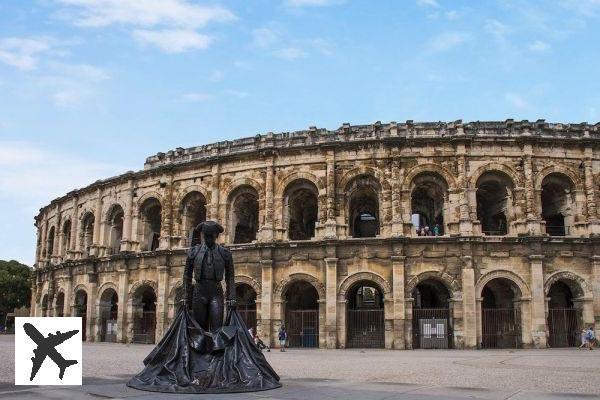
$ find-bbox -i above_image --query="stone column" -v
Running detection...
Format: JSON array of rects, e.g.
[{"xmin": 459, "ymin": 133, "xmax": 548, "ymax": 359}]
[
  {"xmin": 155, "ymin": 265, "xmax": 170, "ymax": 340},
  {"xmin": 40, "ymin": 218, "xmax": 48, "ymax": 265},
  {"xmin": 210, "ymin": 164, "xmax": 220, "ymax": 221},
  {"xmin": 63, "ymin": 275, "xmax": 73, "ymax": 318},
  {"xmin": 461, "ymin": 256, "xmax": 477, "ymax": 348},
  {"xmin": 391, "ymin": 255, "xmax": 406, "ymax": 349},
  {"xmin": 160, "ymin": 174, "xmax": 174, "ymax": 250},
  {"xmin": 456, "ymin": 149, "xmax": 473, "ymax": 235},
  {"xmin": 529, "ymin": 255, "xmax": 547, "ymax": 348},
  {"xmin": 121, "ymin": 181, "xmax": 135, "ymax": 251},
  {"xmin": 323, "ymin": 149, "xmax": 337, "ymax": 238},
  {"xmin": 260, "ymin": 158, "xmax": 275, "ymax": 241},
  {"xmin": 584, "ymin": 151, "xmax": 600, "ymax": 235},
  {"xmin": 390, "ymin": 159, "xmax": 403, "ymax": 236},
  {"xmin": 522, "ymin": 149, "xmax": 541, "ymax": 235},
  {"xmin": 70, "ymin": 196, "xmax": 79, "ymax": 258},
  {"xmin": 91, "ymin": 189, "xmax": 103, "ymax": 257},
  {"xmin": 116, "ymin": 267, "xmax": 129, "ymax": 343},
  {"xmin": 324, "ymin": 257, "xmax": 338, "ymax": 349},
  {"xmin": 86, "ymin": 272, "xmax": 98, "ymax": 342},
  {"xmin": 260, "ymin": 259, "xmax": 273, "ymax": 347}
]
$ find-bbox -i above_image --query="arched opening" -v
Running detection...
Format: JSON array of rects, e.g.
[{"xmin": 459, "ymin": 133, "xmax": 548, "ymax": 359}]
[
  {"xmin": 132, "ymin": 285, "xmax": 157, "ymax": 344},
  {"xmin": 80, "ymin": 212, "xmax": 95, "ymax": 257},
  {"xmin": 284, "ymin": 281, "xmax": 319, "ymax": 348},
  {"xmin": 74, "ymin": 289, "xmax": 88, "ymax": 340},
  {"xmin": 179, "ymin": 191, "xmax": 207, "ymax": 247},
  {"xmin": 61, "ymin": 220, "xmax": 71, "ymax": 255},
  {"xmin": 106, "ymin": 205, "xmax": 124, "ymax": 254},
  {"xmin": 410, "ymin": 173, "xmax": 447, "ymax": 236},
  {"xmin": 347, "ymin": 175, "xmax": 380, "ymax": 238},
  {"xmin": 139, "ymin": 198, "xmax": 161, "ymax": 251},
  {"xmin": 285, "ymin": 179, "xmax": 318, "ymax": 240},
  {"xmin": 346, "ymin": 280, "xmax": 385, "ymax": 348},
  {"xmin": 547, "ymin": 280, "xmax": 582, "ymax": 347},
  {"xmin": 541, "ymin": 173, "xmax": 574, "ymax": 236},
  {"xmin": 55, "ymin": 292, "xmax": 65, "ymax": 317},
  {"xmin": 41, "ymin": 294, "xmax": 49, "ymax": 317},
  {"xmin": 230, "ymin": 186, "xmax": 259, "ymax": 244},
  {"xmin": 99, "ymin": 288, "xmax": 118, "ymax": 342},
  {"xmin": 235, "ymin": 283, "xmax": 257, "ymax": 330},
  {"xmin": 47, "ymin": 226, "xmax": 55, "ymax": 257},
  {"xmin": 476, "ymin": 172, "xmax": 513, "ymax": 236},
  {"xmin": 411, "ymin": 279, "xmax": 452, "ymax": 349},
  {"xmin": 481, "ymin": 278, "xmax": 522, "ymax": 348}
]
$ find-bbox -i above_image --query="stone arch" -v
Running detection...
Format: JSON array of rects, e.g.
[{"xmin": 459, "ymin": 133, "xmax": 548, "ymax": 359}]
[
  {"xmin": 544, "ymin": 271, "xmax": 591, "ymax": 299},
  {"xmin": 468, "ymin": 162, "xmax": 523, "ymax": 189},
  {"xmin": 128, "ymin": 280, "xmax": 158, "ymax": 299},
  {"xmin": 405, "ymin": 270, "xmax": 461, "ymax": 299},
  {"xmin": 96, "ymin": 282, "xmax": 119, "ymax": 305},
  {"xmin": 224, "ymin": 177, "xmax": 265, "ymax": 201},
  {"xmin": 136, "ymin": 191, "xmax": 163, "ymax": 211},
  {"xmin": 339, "ymin": 166, "xmax": 391, "ymax": 192},
  {"xmin": 338, "ymin": 272, "xmax": 392, "ymax": 301},
  {"xmin": 401, "ymin": 163, "xmax": 457, "ymax": 191},
  {"xmin": 274, "ymin": 273, "xmax": 325, "ymax": 301},
  {"xmin": 174, "ymin": 184, "xmax": 210, "ymax": 208},
  {"xmin": 276, "ymin": 172, "xmax": 325, "ymax": 198},
  {"xmin": 102, "ymin": 200, "xmax": 126, "ymax": 222},
  {"xmin": 71, "ymin": 284, "xmax": 89, "ymax": 304},
  {"xmin": 168, "ymin": 280, "xmax": 184, "ymax": 301},
  {"xmin": 235, "ymin": 275, "xmax": 262, "ymax": 297},
  {"xmin": 79, "ymin": 207, "xmax": 95, "ymax": 221},
  {"xmin": 475, "ymin": 269, "xmax": 532, "ymax": 299},
  {"xmin": 535, "ymin": 164, "xmax": 583, "ymax": 191}
]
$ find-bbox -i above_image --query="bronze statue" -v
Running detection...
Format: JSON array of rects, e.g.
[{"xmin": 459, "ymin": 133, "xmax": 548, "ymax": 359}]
[
  {"xmin": 183, "ymin": 221, "xmax": 235, "ymax": 331},
  {"xmin": 128, "ymin": 220, "xmax": 280, "ymax": 394}
]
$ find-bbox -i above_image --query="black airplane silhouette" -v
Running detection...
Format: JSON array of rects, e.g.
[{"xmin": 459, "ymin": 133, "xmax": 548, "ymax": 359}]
[{"xmin": 23, "ymin": 323, "xmax": 79, "ymax": 381}]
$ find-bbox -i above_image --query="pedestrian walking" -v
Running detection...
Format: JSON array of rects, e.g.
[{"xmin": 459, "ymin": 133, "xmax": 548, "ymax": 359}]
[
  {"xmin": 586, "ymin": 327, "xmax": 596, "ymax": 350},
  {"xmin": 278, "ymin": 326, "xmax": 287, "ymax": 352},
  {"xmin": 579, "ymin": 329, "xmax": 588, "ymax": 349}
]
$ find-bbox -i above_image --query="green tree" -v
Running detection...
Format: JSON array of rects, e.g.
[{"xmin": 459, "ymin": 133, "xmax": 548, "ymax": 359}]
[{"xmin": 0, "ymin": 260, "xmax": 32, "ymax": 325}]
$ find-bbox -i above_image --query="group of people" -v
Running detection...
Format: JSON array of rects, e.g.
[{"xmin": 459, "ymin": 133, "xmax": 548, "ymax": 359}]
[
  {"xmin": 579, "ymin": 327, "xmax": 597, "ymax": 350},
  {"xmin": 247, "ymin": 326, "xmax": 288, "ymax": 352},
  {"xmin": 416, "ymin": 224, "xmax": 442, "ymax": 236}
]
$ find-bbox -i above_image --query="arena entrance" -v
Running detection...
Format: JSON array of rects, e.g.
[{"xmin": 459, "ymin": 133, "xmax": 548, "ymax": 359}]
[
  {"xmin": 346, "ymin": 281, "xmax": 385, "ymax": 348},
  {"xmin": 284, "ymin": 281, "xmax": 319, "ymax": 348},
  {"xmin": 547, "ymin": 281, "xmax": 582, "ymax": 347},
  {"xmin": 55, "ymin": 292, "xmax": 65, "ymax": 317},
  {"xmin": 481, "ymin": 278, "xmax": 522, "ymax": 349},
  {"xmin": 412, "ymin": 279, "xmax": 452, "ymax": 349},
  {"xmin": 73, "ymin": 289, "xmax": 88, "ymax": 341},
  {"xmin": 132, "ymin": 285, "xmax": 157, "ymax": 344},
  {"xmin": 99, "ymin": 288, "xmax": 118, "ymax": 342},
  {"xmin": 236, "ymin": 283, "xmax": 257, "ymax": 330}
]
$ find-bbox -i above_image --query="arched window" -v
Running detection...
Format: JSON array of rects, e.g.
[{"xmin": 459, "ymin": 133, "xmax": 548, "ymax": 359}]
[
  {"xmin": 61, "ymin": 220, "xmax": 71, "ymax": 255},
  {"xmin": 284, "ymin": 281, "xmax": 319, "ymax": 348},
  {"xmin": 476, "ymin": 171, "xmax": 514, "ymax": 236},
  {"xmin": 410, "ymin": 173, "xmax": 448, "ymax": 236},
  {"xmin": 139, "ymin": 198, "xmax": 161, "ymax": 251},
  {"xmin": 229, "ymin": 186, "xmax": 259, "ymax": 244},
  {"xmin": 132, "ymin": 285, "xmax": 157, "ymax": 344},
  {"xmin": 346, "ymin": 280, "xmax": 385, "ymax": 348},
  {"xmin": 541, "ymin": 173, "xmax": 574, "ymax": 236},
  {"xmin": 179, "ymin": 191, "xmax": 207, "ymax": 246},
  {"xmin": 347, "ymin": 175, "xmax": 381, "ymax": 238},
  {"xmin": 106, "ymin": 205, "xmax": 124, "ymax": 254},
  {"xmin": 481, "ymin": 278, "xmax": 522, "ymax": 349},
  {"xmin": 47, "ymin": 226, "xmax": 55, "ymax": 257},
  {"xmin": 284, "ymin": 179, "xmax": 318, "ymax": 240},
  {"xmin": 80, "ymin": 213, "xmax": 95, "ymax": 257}
]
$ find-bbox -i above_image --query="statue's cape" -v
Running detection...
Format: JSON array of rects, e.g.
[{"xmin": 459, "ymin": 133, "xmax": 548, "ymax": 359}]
[{"xmin": 127, "ymin": 306, "xmax": 281, "ymax": 394}]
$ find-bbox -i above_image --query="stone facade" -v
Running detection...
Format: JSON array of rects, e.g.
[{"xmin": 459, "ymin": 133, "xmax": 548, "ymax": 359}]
[{"xmin": 31, "ymin": 120, "xmax": 600, "ymax": 349}]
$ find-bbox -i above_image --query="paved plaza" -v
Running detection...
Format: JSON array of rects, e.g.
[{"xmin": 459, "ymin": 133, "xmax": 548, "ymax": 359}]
[{"xmin": 1, "ymin": 335, "xmax": 599, "ymax": 399}]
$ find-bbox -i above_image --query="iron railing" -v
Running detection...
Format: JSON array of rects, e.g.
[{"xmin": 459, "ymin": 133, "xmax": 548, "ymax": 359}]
[
  {"xmin": 286, "ymin": 309, "xmax": 319, "ymax": 348},
  {"xmin": 346, "ymin": 309, "xmax": 385, "ymax": 348},
  {"xmin": 545, "ymin": 225, "xmax": 569, "ymax": 236},
  {"xmin": 481, "ymin": 308, "xmax": 521, "ymax": 349},
  {"xmin": 548, "ymin": 308, "xmax": 581, "ymax": 347},
  {"xmin": 412, "ymin": 308, "xmax": 452, "ymax": 349}
]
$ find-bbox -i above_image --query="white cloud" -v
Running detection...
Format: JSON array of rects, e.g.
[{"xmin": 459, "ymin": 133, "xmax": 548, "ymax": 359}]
[
  {"xmin": 310, "ymin": 38, "xmax": 335, "ymax": 55},
  {"xmin": 426, "ymin": 32, "xmax": 470, "ymax": 53},
  {"xmin": 445, "ymin": 10, "xmax": 459, "ymax": 20},
  {"xmin": 484, "ymin": 19, "xmax": 512, "ymax": 42},
  {"xmin": 133, "ymin": 29, "xmax": 211, "ymax": 53},
  {"xmin": 0, "ymin": 37, "xmax": 53, "ymax": 70},
  {"xmin": 209, "ymin": 69, "xmax": 224, "ymax": 82},
  {"xmin": 505, "ymin": 92, "xmax": 529, "ymax": 110},
  {"xmin": 528, "ymin": 40, "xmax": 551, "ymax": 52},
  {"xmin": 182, "ymin": 92, "xmax": 214, "ymax": 102},
  {"xmin": 223, "ymin": 89, "xmax": 248, "ymax": 99},
  {"xmin": 274, "ymin": 47, "xmax": 308, "ymax": 60},
  {"xmin": 251, "ymin": 28, "xmax": 279, "ymax": 48},
  {"xmin": 49, "ymin": 62, "xmax": 110, "ymax": 82},
  {"xmin": 417, "ymin": 0, "xmax": 440, "ymax": 8},
  {"xmin": 560, "ymin": 0, "xmax": 600, "ymax": 17},
  {"xmin": 285, "ymin": 0, "xmax": 345, "ymax": 7},
  {"xmin": 58, "ymin": 0, "xmax": 235, "ymax": 29}
]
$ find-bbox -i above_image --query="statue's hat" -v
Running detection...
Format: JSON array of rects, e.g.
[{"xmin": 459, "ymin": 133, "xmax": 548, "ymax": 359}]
[{"xmin": 196, "ymin": 220, "xmax": 224, "ymax": 235}]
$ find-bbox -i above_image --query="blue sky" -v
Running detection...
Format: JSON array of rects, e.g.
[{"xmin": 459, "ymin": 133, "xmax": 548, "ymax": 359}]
[{"xmin": 1, "ymin": 0, "xmax": 600, "ymax": 266}]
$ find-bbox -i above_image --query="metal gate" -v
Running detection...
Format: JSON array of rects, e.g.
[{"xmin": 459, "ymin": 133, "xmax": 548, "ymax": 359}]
[
  {"xmin": 133, "ymin": 311, "xmax": 156, "ymax": 344},
  {"xmin": 412, "ymin": 308, "xmax": 452, "ymax": 349},
  {"xmin": 100, "ymin": 310, "xmax": 118, "ymax": 342},
  {"xmin": 548, "ymin": 308, "xmax": 581, "ymax": 347},
  {"xmin": 286, "ymin": 309, "xmax": 319, "ymax": 347},
  {"xmin": 346, "ymin": 309, "xmax": 385, "ymax": 348},
  {"xmin": 482, "ymin": 308, "xmax": 521, "ymax": 349}
]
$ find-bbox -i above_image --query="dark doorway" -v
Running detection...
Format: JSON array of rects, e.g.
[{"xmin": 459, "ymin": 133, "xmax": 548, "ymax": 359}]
[
  {"xmin": 412, "ymin": 279, "xmax": 452, "ymax": 349},
  {"xmin": 132, "ymin": 285, "xmax": 157, "ymax": 344},
  {"xmin": 284, "ymin": 281, "xmax": 319, "ymax": 348},
  {"xmin": 476, "ymin": 172, "xmax": 512, "ymax": 236},
  {"xmin": 541, "ymin": 173, "xmax": 574, "ymax": 236},
  {"xmin": 347, "ymin": 175, "xmax": 381, "ymax": 238},
  {"xmin": 99, "ymin": 289, "xmax": 118, "ymax": 342},
  {"xmin": 55, "ymin": 292, "xmax": 65, "ymax": 317},
  {"xmin": 236, "ymin": 283, "xmax": 257, "ymax": 330},
  {"xmin": 230, "ymin": 186, "xmax": 259, "ymax": 244},
  {"xmin": 74, "ymin": 289, "xmax": 88, "ymax": 341},
  {"xmin": 547, "ymin": 281, "xmax": 581, "ymax": 347},
  {"xmin": 285, "ymin": 179, "xmax": 318, "ymax": 240},
  {"xmin": 481, "ymin": 278, "xmax": 521, "ymax": 349},
  {"xmin": 346, "ymin": 281, "xmax": 385, "ymax": 348}
]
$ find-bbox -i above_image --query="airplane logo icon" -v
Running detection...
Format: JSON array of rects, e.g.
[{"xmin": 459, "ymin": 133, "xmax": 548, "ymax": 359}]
[{"xmin": 23, "ymin": 323, "xmax": 79, "ymax": 381}]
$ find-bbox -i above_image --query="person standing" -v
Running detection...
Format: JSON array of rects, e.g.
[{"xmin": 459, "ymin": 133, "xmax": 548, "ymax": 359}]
[
  {"xmin": 586, "ymin": 327, "xmax": 596, "ymax": 350},
  {"xmin": 579, "ymin": 329, "xmax": 588, "ymax": 349},
  {"xmin": 278, "ymin": 326, "xmax": 288, "ymax": 352}
]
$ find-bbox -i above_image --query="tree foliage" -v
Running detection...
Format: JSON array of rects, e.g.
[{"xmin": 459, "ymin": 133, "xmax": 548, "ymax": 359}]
[{"xmin": 0, "ymin": 260, "xmax": 32, "ymax": 324}]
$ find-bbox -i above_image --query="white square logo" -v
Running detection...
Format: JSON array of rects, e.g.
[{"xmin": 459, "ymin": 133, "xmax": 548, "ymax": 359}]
[{"xmin": 14, "ymin": 317, "xmax": 82, "ymax": 386}]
